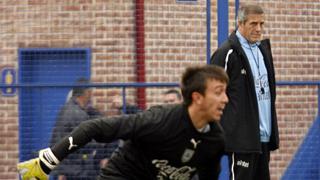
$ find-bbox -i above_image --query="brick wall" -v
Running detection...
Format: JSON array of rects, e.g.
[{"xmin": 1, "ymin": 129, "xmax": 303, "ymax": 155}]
[{"xmin": 0, "ymin": 0, "xmax": 319, "ymax": 179}]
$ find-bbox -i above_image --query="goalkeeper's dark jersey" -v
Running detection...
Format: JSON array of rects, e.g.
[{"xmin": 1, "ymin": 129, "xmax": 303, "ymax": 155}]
[{"xmin": 51, "ymin": 104, "xmax": 225, "ymax": 180}]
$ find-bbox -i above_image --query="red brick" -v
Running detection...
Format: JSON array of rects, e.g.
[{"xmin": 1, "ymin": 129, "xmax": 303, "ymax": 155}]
[{"xmin": 0, "ymin": 1, "xmax": 318, "ymax": 179}]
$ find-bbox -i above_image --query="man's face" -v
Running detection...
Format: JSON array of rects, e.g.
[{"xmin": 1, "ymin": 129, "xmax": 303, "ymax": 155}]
[
  {"xmin": 198, "ymin": 79, "xmax": 228, "ymax": 122},
  {"xmin": 83, "ymin": 89, "xmax": 93, "ymax": 106},
  {"xmin": 238, "ymin": 14, "xmax": 265, "ymax": 43},
  {"xmin": 163, "ymin": 93, "xmax": 181, "ymax": 104}
]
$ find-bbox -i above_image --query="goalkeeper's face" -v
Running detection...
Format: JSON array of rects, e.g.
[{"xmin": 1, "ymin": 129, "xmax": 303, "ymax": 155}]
[{"xmin": 198, "ymin": 79, "xmax": 228, "ymax": 122}]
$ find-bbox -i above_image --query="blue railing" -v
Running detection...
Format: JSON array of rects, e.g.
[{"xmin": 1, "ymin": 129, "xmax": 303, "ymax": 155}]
[{"xmin": 1, "ymin": 81, "xmax": 319, "ymax": 113}]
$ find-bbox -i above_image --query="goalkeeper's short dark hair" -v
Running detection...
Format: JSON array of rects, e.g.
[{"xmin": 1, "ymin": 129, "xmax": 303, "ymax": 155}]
[
  {"xmin": 72, "ymin": 77, "xmax": 90, "ymax": 97},
  {"xmin": 181, "ymin": 65, "xmax": 229, "ymax": 106}
]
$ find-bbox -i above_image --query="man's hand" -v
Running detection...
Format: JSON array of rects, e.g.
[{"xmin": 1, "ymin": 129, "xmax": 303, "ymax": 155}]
[
  {"xmin": 17, "ymin": 148, "xmax": 60, "ymax": 180},
  {"xmin": 17, "ymin": 158, "xmax": 48, "ymax": 180}
]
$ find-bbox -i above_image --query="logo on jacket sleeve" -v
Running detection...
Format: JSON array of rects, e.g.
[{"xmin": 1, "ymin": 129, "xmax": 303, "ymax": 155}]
[
  {"xmin": 68, "ymin": 137, "xmax": 78, "ymax": 150},
  {"xmin": 241, "ymin": 68, "xmax": 246, "ymax": 75}
]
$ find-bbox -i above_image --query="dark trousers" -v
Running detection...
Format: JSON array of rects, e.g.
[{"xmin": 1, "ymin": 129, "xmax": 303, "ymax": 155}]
[{"xmin": 228, "ymin": 143, "xmax": 270, "ymax": 180}]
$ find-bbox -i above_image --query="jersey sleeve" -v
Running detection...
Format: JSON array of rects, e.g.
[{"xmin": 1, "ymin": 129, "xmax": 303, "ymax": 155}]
[{"xmin": 51, "ymin": 105, "xmax": 167, "ymax": 161}]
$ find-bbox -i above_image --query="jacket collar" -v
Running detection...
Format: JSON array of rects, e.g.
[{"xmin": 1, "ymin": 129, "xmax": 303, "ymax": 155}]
[
  {"xmin": 236, "ymin": 30, "xmax": 261, "ymax": 49},
  {"xmin": 229, "ymin": 31, "xmax": 270, "ymax": 50}
]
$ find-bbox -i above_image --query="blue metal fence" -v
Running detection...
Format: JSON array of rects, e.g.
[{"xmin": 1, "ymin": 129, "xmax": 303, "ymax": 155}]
[
  {"xmin": 1, "ymin": 81, "xmax": 319, "ymax": 116},
  {"xmin": 1, "ymin": 81, "xmax": 319, "ymax": 179},
  {"xmin": 2, "ymin": 81, "xmax": 318, "ymax": 113}
]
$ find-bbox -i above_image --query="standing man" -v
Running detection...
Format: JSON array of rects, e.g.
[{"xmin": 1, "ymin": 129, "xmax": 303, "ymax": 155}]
[
  {"xmin": 211, "ymin": 4, "xmax": 279, "ymax": 180},
  {"xmin": 50, "ymin": 78, "xmax": 106, "ymax": 180},
  {"xmin": 18, "ymin": 65, "xmax": 229, "ymax": 180}
]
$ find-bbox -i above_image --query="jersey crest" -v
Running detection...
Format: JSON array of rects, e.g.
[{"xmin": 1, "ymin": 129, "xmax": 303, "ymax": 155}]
[{"xmin": 181, "ymin": 149, "xmax": 195, "ymax": 163}]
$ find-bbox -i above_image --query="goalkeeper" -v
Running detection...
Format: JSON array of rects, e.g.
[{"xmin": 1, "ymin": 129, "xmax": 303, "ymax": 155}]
[{"xmin": 18, "ymin": 65, "xmax": 229, "ymax": 180}]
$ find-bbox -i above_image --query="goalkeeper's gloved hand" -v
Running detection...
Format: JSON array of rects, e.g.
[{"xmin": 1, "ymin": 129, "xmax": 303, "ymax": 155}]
[
  {"xmin": 17, "ymin": 158, "xmax": 48, "ymax": 180},
  {"xmin": 17, "ymin": 148, "xmax": 60, "ymax": 180}
]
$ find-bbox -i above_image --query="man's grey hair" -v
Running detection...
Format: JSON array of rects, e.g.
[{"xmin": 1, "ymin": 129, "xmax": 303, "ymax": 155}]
[{"xmin": 237, "ymin": 4, "xmax": 264, "ymax": 24}]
